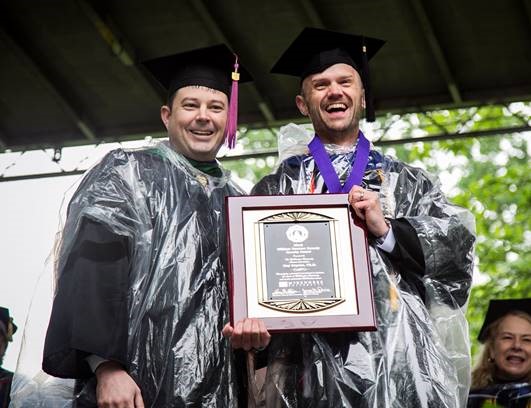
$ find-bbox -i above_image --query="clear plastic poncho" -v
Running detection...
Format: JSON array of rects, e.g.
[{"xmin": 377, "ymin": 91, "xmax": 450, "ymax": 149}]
[
  {"xmin": 249, "ymin": 124, "xmax": 476, "ymax": 408},
  {"xmin": 10, "ymin": 141, "xmax": 244, "ymax": 407}
]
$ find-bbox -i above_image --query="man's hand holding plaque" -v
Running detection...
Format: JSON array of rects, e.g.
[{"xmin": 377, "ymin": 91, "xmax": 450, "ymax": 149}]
[{"xmin": 222, "ymin": 319, "xmax": 271, "ymax": 351}]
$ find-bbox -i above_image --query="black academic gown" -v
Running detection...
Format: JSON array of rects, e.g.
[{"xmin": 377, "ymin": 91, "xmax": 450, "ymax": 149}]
[
  {"xmin": 468, "ymin": 382, "xmax": 531, "ymax": 408},
  {"xmin": 249, "ymin": 144, "xmax": 475, "ymax": 408},
  {"xmin": 42, "ymin": 142, "xmax": 244, "ymax": 407},
  {"xmin": 0, "ymin": 367, "xmax": 13, "ymax": 408}
]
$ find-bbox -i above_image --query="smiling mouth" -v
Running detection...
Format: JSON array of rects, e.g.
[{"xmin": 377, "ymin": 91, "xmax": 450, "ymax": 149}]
[
  {"xmin": 506, "ymin": 355, "xmax": 526, "ymax": 364},
  {"xmin": 189, "ymin": 129, "xmax": 214, "ymax": 136},
  {"xmin": 325, "ymin": 103, "xmax": 348, "ymax": 113}
]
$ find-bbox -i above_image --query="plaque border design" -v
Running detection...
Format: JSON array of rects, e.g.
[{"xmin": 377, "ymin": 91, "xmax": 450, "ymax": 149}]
[
  {"xmin": 255, "ymin": 211, "xmax": 345, "ymax": 313},
  {"xmin": 226, "ymin": 193, "xmax": 377, "ymax": 333}
]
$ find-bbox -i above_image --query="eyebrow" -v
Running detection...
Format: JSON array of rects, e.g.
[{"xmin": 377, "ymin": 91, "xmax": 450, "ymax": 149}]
[
  {"xmin": 180, "ymin": 97, "xmax": 226, "ymax": 106},
  {"xmin": 310, "ymin": 77, "xmax": 330, "ymax": 85},
  {"xmin": 311, "ymin": 74, "xmax": 354, "ymax": 84},
  {"xmin": 499, "ymin": 331, "xmax": 531, "ymax": 336}
]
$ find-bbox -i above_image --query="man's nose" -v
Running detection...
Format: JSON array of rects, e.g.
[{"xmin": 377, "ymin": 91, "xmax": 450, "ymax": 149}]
[
  {"xmin": 327, "ymin": 82, "xmax": 342, "ymax": 97},
  {"xmin": 195, "ymin": 106, "xmax": 210, "ymax": 122}
]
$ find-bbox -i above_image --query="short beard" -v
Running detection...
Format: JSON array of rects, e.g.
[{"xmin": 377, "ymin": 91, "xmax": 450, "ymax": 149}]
[{"xmin": 307, "ymin": 103, "xmax": 362, "ymax": 144}]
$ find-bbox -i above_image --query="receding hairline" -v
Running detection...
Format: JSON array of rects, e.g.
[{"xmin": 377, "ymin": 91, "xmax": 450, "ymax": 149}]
[
  {"xmin": 298, "ymin": 63, "xmax": 364, "ymax": 97},
  {"xmin": 166, "ymin": 85, "xmax": 229, "ymax": 109}
]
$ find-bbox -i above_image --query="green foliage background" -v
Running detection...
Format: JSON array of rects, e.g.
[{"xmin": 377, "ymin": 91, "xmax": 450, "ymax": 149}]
[{"xmin": 224, "ymin": 102, "xmax": 531, "ymax": 360}]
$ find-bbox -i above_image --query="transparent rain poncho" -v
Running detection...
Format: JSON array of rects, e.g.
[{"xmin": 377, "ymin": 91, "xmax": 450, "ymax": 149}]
[
  {"xmin": 249, "ymin": 124, "xmax": 476, "ymax": 408},
  {"xmin": 10, "ymin": 141, "xmax": 244, "ymax": 407}
]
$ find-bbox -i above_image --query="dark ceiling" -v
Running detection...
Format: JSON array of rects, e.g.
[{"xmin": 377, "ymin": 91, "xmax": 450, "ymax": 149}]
[{"xmin": 1, "ymin": 0, "xmax": 530, "ymax": 153}]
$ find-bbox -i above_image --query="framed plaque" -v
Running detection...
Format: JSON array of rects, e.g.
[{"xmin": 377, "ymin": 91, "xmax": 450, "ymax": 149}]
[{"xmin": 226, "ymin": 193, "xmax": 376, "ymax": 333}]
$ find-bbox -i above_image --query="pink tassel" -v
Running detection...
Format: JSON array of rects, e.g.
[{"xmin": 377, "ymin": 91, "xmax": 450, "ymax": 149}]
[{"xmin": 225, "ymin": 56, "xmax": 239, "ymax": 149}]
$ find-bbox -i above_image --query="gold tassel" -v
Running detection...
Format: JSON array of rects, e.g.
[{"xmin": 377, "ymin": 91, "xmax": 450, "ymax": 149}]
[
  {"xmin": 389, "ymin": 285, "xmax": 399, "ymax": 312},
  {"xmin": 376, "ymin": 169, "xmax": 384, "ymax": 184}
]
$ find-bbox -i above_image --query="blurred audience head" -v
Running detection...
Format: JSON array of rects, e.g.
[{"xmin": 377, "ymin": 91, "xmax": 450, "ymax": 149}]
[{"xmin": 0, "ymin": 307, "xmax": 17, "ymax": 367}]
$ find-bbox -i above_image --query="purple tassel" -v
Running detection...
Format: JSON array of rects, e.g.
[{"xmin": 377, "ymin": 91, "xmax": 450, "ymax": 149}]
[{"xmin": 225, "ymin": 56, "xmax": 239, "ymax": 149}]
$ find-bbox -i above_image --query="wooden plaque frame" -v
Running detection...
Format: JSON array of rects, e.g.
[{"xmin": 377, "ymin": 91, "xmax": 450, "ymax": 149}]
[{"xmin": 226, "ymin": 193, "xmax": 376, "ymax": 333}]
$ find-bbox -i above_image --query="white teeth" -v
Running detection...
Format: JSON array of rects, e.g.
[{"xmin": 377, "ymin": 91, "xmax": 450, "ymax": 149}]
[
  {"xmin": 326, "ymin": 103, "xmax": 347, "ymax": 112},
  {"xmin": 190, "ymin": 130, "xmax": 213, "ymax": 135}
]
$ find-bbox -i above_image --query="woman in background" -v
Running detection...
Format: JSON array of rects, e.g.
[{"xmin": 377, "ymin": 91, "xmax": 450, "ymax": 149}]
[{"xmin": 468, "ymin": 298, "xmax": 531, "ymax": 407}]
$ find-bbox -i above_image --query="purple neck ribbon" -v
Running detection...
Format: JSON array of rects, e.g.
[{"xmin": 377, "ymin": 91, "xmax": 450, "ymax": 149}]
[{"xmin": 308, "ymin": 130, "xmax": 370, "ymax": 193}]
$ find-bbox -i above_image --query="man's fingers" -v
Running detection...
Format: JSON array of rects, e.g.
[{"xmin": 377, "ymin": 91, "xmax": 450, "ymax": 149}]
[
  {"xmin": 241, "ymin": 318, "xmax": 254, "ymax": 351},
  {"xmin": 97, "ymin": 394, "xmax": 134, "ymax": 408},
  {"xmin": 228, "ymin": 318, "xmax": 270, "ymax": 350},
  {"xmin": 221, "ymin": 323, "xmax": 234, "ymax": 338},
  {"xmin": 349, "ymin": 186, "xmax": 368, "ymax": 220},
  {"xmin": 348, "ymin": 185, "xmax": 364, "ymax": 199},
  {"xmin": 251, "ymin": 318, "xmax": 261, "ymax": 347},
  {"xmin": 351, "ymin": 192, "xmax": 389, "ymax": 237},
  {"xmin": 258, "ymin": 319, "xmax": 271, "ymax": 349},
  {"xmin": 95, "ymin": 364, "xmax": 142, "ymax": 408},
  {"xmin": 353, "ymin": 201, "xmax": 371, "ymax": 211},
  {"xmin": 231, "ymin": 321, "xmax": 243, "ymax": 349},
  {"xmin": 351, "ymin": 202, "xmax": 366, "ymax": 219},
  {"xmin": 134, "ymin": 388, "xmax": 145, "ymax": 408}
]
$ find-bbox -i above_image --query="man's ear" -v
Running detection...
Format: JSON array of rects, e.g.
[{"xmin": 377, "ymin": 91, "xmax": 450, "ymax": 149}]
[
  {"xmin": 361, "ymin": 89, "xmax": 366, "ymax": 110},
  {"xmin": 295, "ymin": 95, "xmax": 309, "ymax": 116},
  {"xmin": 160, "ymin": 105, "xmax": 171, "ymax": 130}
]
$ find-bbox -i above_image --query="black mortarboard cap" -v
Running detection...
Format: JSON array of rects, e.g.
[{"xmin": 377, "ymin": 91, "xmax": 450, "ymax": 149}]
[
  {"xmin": 271, "ymin": 27, "xmax": 385, "ymax": 122},
  {"xmin": 143, "ymin": 44, "xmax": 252, "ymax": 148},
  {"xmin": 143, "ymin": 44, "xmax": 252, "ymax": 99},
  {"xmin": 477, "ymin": 298, "xmax": 531, "ymax": 343},
  {"xmin": 0, "ymin": 306, "xmax": 17, "ymax": 342}
]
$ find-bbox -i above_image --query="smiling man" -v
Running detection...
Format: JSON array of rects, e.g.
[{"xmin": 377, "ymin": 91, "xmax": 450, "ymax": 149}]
[
  {"xmin": 251, "ymin": 28, "xmax": 476, "ymax": 407},
  {"xmin": 296, "ymin": 64, "xmax": 365, "ymax": 145},
  {"xmin": 39, "ymin": 45, "xmax": 257, "ymax": 408}
]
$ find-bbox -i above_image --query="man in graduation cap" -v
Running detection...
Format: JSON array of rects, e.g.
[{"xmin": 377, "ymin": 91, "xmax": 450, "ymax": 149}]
[
  {"xmin": 0, "ymin": 307, "xmax": 17, "ymax": 408},
  {"xmin": 41, "ymin": 44, "xmax": 268, "ymax": 408},
  {"xmin": 251, "ymin": 28, "xmax": 476, "ymax": 407}
]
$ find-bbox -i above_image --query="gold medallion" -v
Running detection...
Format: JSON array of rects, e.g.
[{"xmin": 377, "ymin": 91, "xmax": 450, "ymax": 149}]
[{"xmin": 196, "ymin": 174, "xmax": 208, "ymax": 187}]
